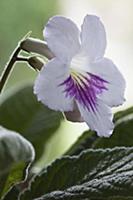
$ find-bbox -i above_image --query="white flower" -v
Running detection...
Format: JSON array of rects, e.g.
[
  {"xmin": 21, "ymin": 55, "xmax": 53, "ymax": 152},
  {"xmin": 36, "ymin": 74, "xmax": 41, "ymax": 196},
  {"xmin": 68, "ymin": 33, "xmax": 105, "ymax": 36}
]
[{"xmin": 34, "ymin": 15, "xmax": 125, "ymax": 137}]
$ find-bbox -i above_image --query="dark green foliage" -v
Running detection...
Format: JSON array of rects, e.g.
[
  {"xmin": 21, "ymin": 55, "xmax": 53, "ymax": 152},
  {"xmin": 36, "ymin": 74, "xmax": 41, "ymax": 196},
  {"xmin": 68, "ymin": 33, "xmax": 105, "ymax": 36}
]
[
  {"xmin": 20, "ymin": 148, "xmax": 133, "ymax": 200},
  {"xmin": 1, "ymin": 97, "xmax": 133, "ymax": 199},
  {"xmin": 0, "ymin": 126, "xmax": 34, "ymax": 199},
  {"xmin": 0, "ymin": 86, "xmax": 63, "ymax": 161}
]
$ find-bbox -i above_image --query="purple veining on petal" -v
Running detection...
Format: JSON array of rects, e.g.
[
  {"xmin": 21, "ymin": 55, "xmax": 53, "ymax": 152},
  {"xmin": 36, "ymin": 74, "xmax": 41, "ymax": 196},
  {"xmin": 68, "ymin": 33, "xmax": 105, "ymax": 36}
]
[
  {"xmin": 59, "ymin": 75, "xmax": 77, "ymax": 98},
  {"xmin": 59, "ymin": 72, "xmax": 108, "ymax": 112}
]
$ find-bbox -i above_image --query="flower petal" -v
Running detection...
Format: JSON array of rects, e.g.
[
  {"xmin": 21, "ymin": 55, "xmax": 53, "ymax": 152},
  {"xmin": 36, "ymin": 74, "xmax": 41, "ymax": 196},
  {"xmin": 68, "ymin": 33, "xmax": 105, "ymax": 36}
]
[
  {"xmin": 44, "ymin": 16, "xmax": 80, "ymax": 62},
  {"xmin": 77, "ymin": 99, "xmax": 114, "ymax": 137},
  {"xmin": 81, "ymin": 15, "xmax": 106, "ymax": 61},
  {"xmin": 34, "ymin": 58, "xmax": 74, "ymax": 111},
  {"xmin": 90, "ymin": 58, "xmax": 126, "ymax": 107}
]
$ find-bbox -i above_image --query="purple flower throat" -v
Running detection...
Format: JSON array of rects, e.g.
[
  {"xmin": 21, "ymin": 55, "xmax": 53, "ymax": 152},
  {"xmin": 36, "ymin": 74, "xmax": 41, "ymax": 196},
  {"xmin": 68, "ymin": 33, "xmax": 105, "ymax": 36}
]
[{"xmin": 59, "ymin": 71, "xmax": 108, "ymax": 112}]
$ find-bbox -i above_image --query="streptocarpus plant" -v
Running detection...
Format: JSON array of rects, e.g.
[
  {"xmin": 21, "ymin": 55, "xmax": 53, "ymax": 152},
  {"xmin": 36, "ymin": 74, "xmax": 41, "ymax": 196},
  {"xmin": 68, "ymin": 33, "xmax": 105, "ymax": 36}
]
[
  {"xmin": 0, "ymin": 15, "xmax": 125, "ymax": 137},
  {"xmin": 0, "ymin": 15, "xmax": 130, "ymax": 200}
]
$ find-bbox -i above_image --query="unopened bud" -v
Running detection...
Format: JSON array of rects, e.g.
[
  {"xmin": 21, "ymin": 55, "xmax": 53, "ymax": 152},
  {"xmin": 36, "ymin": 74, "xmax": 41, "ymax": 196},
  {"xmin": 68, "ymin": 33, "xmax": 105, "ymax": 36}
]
[
  {"xmin": 21, "ymin": 38, "xmax": 54, "ymax": 60},
  {"xmin": 28, "ymin": 57, "xmax": 44, "ymax": 71}
]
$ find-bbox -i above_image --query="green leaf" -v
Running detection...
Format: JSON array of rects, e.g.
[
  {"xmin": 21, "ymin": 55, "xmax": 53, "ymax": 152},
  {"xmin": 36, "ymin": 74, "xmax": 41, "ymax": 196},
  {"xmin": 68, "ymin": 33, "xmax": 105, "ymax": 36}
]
[
  {"xmin": 114, "ymin": 106, "xmax": 133, "ymax": 121},
  {"xmin": 0, "ymin": 126, "xmax": 35, "ymax": 199},
  {"xmin": 65, "ymin": 130, "xmax": 97, "ymax": 156},
  {"xmin": 2, "ymin": 186, "xmax": 19, "ymax": 200},
  {"xmin": 20, "ymin": 147, "xmax": 133, "ymax": 200},
  {"xmin": 0, "ymin": 85, "xmax": 63, "ymax": 161}
]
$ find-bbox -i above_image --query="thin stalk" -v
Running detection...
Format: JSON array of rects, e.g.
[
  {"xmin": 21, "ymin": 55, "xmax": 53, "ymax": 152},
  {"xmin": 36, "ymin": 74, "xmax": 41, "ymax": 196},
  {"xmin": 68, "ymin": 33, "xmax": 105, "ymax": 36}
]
[
  {"xmin": 0, "ymin": 46, "xmax": 21, "ymax": 93},
  {"xmin": 16, "ymin": 57, "xmax": 29, "ymax": 62}
]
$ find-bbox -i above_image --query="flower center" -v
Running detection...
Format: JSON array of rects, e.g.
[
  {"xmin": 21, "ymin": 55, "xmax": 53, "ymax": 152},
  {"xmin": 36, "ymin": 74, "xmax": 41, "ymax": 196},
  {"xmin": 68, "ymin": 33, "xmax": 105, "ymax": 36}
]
[
  {"xmin": 59, "ymin": 55, "xmax": 108, "ymax": 112},
  {"xmin": 70, "ymin": 54, "xmax": 89, "ymax": 72},
  {"xmin": 69, "ymin": 54, "xmax": 90, "ymax": 87},
  {"xmin": 70, "ymin": 68, "xmax": 87, "ymax": 87}
]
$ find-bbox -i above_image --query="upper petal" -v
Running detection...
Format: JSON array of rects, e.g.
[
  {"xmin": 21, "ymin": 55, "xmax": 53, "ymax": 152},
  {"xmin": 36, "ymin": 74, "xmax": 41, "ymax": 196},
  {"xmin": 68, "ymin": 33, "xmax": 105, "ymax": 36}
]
[
  {"xmin": 34, "ymin": 58, "xmax": 74, "ymax": 111},
  {"xmin": 77, "ymin": 99, "xmax": 114, "ymax": 137},
  {"xmin": 44, "ymin": 16, "xmax": 80, "ymax": 62},
  {"xmin": 80, "ymin": 15, "xmax": 107, "ymax": 61},
  {"xmin": 90, "ymin": 58, "xmax": 126, "ymax": 107}
]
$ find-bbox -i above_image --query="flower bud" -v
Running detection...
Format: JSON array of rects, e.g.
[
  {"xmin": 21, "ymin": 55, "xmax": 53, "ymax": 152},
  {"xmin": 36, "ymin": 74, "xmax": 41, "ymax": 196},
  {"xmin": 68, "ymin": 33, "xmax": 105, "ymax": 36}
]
[
  {"xmin": 28, "ymin": 57, "xmax": 44, "ymax": 71},
  {"xmin": 21, "ymin": 38, "xmax": 54, "ymax": 60}
]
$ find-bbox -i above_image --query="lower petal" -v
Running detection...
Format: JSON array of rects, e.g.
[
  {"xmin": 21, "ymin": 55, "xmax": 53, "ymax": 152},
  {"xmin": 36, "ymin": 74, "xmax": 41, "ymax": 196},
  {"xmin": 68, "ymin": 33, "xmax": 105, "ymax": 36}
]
[
  {"xmin": 34, "ymin": 58, "xmax": 74, "ymax": 112},
  {"xmin": 77, "ymin": 99, "xmax": 114, "ymax": 137}
]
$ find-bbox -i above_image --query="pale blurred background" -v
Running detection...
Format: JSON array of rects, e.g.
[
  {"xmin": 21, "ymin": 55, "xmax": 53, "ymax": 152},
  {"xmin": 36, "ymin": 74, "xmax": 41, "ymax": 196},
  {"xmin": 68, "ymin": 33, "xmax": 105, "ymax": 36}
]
[{"xmin": 0, "ymin": 0, "xmax": 133, "ymax": 166}]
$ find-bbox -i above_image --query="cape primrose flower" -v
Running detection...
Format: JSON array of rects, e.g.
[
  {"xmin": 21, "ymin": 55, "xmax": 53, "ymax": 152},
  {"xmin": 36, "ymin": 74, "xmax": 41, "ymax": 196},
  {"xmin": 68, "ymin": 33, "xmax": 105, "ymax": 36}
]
[{"xmin": 34, "ymin": 15, "xmax": 125, "ymax": 137}]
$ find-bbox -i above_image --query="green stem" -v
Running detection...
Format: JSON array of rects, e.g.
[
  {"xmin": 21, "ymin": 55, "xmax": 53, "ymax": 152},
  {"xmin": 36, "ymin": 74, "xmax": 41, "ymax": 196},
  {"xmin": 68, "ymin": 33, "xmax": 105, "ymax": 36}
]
[
  {"xmin": 16, "ymin": 57, "xmax": 29, "ymax": 62},
  {"xmin": 0, "ymin": 46, "xmax": 21, "ymax": 93}
]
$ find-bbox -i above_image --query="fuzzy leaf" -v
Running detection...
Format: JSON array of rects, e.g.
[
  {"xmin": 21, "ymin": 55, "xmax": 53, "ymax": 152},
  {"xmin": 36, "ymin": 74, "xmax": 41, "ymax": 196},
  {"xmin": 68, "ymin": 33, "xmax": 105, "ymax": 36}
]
[
  {"xmin": 0, "ymin": 126, "xmax": 35, "ymax": 199},
  {"xmin": 20, "ymin": 147, "xmax": 133, "ymax": 200}
]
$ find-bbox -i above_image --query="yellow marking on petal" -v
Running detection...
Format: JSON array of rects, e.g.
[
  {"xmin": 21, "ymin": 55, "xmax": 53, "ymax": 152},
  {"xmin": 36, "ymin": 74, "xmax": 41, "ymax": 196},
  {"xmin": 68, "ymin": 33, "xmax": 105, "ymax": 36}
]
[{"xmin": 70, "ymin": 68, "xmax": 89, "ymax": 87}]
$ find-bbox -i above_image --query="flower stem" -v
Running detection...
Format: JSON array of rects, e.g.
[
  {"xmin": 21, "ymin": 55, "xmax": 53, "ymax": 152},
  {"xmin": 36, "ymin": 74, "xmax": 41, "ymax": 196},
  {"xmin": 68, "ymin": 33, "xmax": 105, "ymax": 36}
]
[
  {"xmin": 16, "ymin": 57, "xmax": 29, "ymax": 62},
  {"xmin": 0, "ymin": 46, "xmax": 21, "ymax": 93},
  {"xmin": 0, "ymin": 37, "xmax": 53, "ymax": 93}
]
